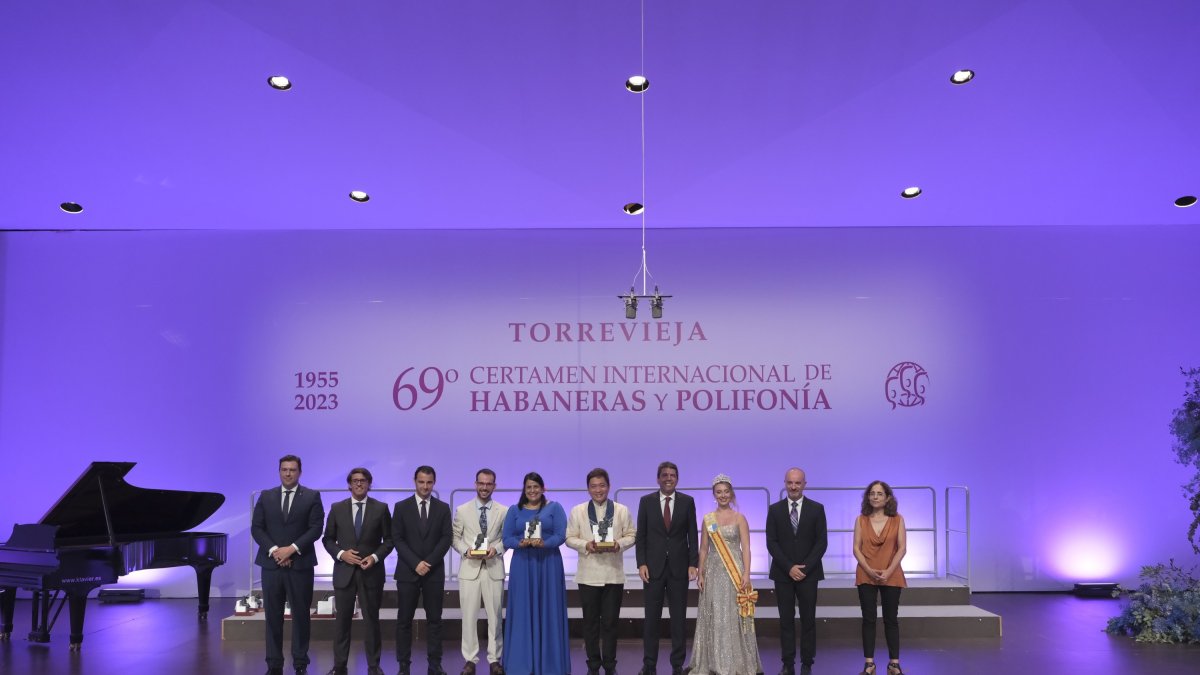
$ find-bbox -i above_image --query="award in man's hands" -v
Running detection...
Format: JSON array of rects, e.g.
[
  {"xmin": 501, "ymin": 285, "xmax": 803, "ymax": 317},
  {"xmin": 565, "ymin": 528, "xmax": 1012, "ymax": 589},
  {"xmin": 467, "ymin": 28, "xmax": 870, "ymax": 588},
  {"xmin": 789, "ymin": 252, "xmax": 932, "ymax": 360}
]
[
  {"xmin": 592, "ymin": 519, "xmax": 617, "ymax": 551},
  {"xmin": 469, "ymin": 533, "xmax": 489, "ymax": 558}
]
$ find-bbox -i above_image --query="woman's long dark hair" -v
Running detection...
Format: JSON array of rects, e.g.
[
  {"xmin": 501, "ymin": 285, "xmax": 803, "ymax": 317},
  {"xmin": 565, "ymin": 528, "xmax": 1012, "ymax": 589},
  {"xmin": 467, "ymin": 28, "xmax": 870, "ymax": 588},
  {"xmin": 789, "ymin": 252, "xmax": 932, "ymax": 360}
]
[
  {"xmin": 518, "ymin": 471, "xmax": 546, "ymax": 509},
  {"xmin": 860, "ymin": 480, "xmax": 898, "ymax": 517}
]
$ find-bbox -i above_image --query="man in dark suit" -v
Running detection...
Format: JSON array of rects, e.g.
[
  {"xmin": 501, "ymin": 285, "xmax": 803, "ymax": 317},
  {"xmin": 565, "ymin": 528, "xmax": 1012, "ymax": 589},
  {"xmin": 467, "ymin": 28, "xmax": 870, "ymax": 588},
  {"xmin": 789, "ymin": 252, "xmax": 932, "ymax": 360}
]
[
  {"xmin": 393, "ymin": 465, "xmax": 453, "ymax": 675},
  {"xmin": 634, "ymin": 461, "xmax": 698, "ymax": 675},
  {"xmin": 252, "ymin": 454, "xmax": 326, "ymax": 675},
  {"xmin": 766, "ymin": 467, "xmax": 828, "ymax": 675},
  {"xmin": 323, "ymin": 467, "xmax": 394, "ymax": 675}
]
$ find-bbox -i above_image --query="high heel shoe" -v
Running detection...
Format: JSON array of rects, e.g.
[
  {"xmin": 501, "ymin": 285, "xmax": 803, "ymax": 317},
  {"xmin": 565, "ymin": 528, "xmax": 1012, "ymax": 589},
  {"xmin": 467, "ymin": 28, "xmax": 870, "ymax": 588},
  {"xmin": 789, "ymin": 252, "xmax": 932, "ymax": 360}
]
[
  {"xmin": 859, "ymin": 663, "xmax": 875, "ymax": 675},
  {"xmin": 886, "ymin": 663, "xmax": 903, "ymax": 675}
]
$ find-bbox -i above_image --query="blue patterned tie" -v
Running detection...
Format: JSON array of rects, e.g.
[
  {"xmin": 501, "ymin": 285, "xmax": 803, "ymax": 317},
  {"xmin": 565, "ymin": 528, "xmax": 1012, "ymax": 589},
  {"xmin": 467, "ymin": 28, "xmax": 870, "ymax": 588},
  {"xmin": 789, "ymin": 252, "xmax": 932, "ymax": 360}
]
[
  {"xmin": 790, "ymin": 501, "xmax": 799, "ymax": 533},
  {"xmin": 354, "ymin": 501, "xmax": 364, "ymax": 539},
  {"xmin": 479, "ymin": 504, "xmax": 488, "ymax": 535}
]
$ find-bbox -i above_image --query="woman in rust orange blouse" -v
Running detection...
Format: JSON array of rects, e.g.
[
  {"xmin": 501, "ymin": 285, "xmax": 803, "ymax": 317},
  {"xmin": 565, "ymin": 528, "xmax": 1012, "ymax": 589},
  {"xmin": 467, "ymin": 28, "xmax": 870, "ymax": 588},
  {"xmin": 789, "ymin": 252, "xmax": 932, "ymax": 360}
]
[{"xmin": 852, "ymin": 480, "xmax": 908, "ymax": 675}]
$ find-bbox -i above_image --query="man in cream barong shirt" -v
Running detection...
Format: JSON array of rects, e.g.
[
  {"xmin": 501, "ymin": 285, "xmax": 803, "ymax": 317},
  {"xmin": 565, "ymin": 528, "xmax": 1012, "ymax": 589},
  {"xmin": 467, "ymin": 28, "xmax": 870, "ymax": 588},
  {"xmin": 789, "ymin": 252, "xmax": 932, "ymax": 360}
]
[{"xmin": 566, "ymin": 468, "xmax": 637, "ymax": 675}]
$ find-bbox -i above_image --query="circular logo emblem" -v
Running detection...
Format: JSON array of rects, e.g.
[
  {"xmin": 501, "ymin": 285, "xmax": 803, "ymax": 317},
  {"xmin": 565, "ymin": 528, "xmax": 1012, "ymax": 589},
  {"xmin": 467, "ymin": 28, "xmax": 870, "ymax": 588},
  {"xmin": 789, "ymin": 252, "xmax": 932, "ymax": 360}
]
[{"xmin": 885, "ymin": 362, "xmax": 928, "ymax": 409}]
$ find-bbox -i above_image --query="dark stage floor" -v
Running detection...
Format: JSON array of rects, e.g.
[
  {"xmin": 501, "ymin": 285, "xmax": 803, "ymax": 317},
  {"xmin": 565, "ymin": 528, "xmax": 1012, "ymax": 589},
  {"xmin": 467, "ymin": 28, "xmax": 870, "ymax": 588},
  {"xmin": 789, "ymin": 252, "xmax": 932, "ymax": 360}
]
[{"xmin": 1, "ymin": 594, "xmax": 1197, "ymax": 675}]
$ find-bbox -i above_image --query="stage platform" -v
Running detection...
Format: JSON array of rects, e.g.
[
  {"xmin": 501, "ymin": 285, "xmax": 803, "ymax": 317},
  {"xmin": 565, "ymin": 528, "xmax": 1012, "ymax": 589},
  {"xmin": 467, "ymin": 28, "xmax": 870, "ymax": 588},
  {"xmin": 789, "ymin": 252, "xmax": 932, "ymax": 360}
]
[
  {"xmin": 219, "ymin": 578, "xmax": 1001, "ymax": 641},
  {"xmin": 4, "ymin": 594, "xmax": 1199, "ymax": 674}
]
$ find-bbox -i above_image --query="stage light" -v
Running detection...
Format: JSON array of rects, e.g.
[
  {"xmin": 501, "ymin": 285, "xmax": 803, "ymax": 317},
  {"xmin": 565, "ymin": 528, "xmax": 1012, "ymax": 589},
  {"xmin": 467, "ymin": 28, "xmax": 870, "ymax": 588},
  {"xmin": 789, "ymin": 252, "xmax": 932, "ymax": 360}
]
[
  {"xmin": 625, "ymin": 75, "xmax": 649, "ymax": 93},
  {"xmin": 60, "ymin": 202, "xmax": 83, "ymax": 213},
  {"xmin": 622, "ymin": 287, "xmax": 638, "ymax": 319},
  {"xmin": 950, "ymin": 69, "xmax": 975, "ymax": 85},
  {"xmin": 901, "ymin": 186, "xmax": 922, "ymax": 199},
  {"xmin": 267, "ymin": 75, "xmax": 292, "ymax": 91},
  {"xmin": 1176, "ymin": 195, "xmax": 1197, "ymax": 207},
  {"xmin": 651, "ymin": 286, "xmax": 664, "ymax": 319},
  {"xmin": 1072, "ymin": 582, "xmax": 1118, "ymax": 598},
  {"xmin": 623, "ymin": 202, "xmax": 644, "ymax": 215},
  {"xmin": 349, "ymin": 190, "xmax": 370, "ymax": 202}
]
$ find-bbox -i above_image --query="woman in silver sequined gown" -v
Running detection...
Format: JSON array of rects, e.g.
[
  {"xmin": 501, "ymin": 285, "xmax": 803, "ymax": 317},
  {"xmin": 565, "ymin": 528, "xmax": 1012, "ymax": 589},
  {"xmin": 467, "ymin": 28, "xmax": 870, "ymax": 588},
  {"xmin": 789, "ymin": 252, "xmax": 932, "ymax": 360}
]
[{"xmin": 689, "ymin": 476, "xmax": 762, "ymax": 675}]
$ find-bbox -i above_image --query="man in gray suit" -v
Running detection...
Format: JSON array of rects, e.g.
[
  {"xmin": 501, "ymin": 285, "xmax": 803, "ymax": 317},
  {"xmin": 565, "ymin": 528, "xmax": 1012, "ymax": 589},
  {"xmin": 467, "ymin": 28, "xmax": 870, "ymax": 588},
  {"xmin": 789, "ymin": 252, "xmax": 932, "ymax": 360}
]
[
  {"xmin": 451, "ymin": 469, "xmax": 508, "ymax": 675},
  {"xmin": 323, "ymin": 467, "xmax": 394, "ymax": 675},
  {"xmin": 252, "ymin": 454, "xmax": 326, "ymax": 675}
]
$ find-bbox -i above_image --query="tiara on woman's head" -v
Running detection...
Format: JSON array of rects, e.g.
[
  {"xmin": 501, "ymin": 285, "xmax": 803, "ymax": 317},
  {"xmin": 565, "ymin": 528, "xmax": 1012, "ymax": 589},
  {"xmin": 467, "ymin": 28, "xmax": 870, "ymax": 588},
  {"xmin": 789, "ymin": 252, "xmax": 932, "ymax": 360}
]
[{"xmin": 712, "ymin": 473, "xmax": 733, "ymax": 487}]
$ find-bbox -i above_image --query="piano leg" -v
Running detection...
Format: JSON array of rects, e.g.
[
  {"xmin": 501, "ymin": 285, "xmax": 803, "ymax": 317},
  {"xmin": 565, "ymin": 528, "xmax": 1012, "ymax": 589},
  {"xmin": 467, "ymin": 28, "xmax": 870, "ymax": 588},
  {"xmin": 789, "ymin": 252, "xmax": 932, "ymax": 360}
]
[
  {"xmin": 193, "ymin": 562, "xmax": 218, "ymax": 621},
  {"xmin": 28, "ymin": 589, "xmax": 52, "ymax": 643},
  {"xmin": 0, "ymin": 586, "xmax": 14, "ymax": 640},
  {"xmin": 67, "ymin": 592, "xmax": 88, "ymax": 651}
]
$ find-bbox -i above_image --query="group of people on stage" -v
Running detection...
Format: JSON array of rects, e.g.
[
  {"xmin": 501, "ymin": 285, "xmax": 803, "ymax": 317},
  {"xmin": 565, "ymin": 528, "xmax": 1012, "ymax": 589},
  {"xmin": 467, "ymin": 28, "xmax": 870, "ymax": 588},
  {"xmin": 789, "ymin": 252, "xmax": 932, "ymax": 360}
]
[{"xmin": 251, "ymin": 456, "xmax": 909, "ymax": 675}]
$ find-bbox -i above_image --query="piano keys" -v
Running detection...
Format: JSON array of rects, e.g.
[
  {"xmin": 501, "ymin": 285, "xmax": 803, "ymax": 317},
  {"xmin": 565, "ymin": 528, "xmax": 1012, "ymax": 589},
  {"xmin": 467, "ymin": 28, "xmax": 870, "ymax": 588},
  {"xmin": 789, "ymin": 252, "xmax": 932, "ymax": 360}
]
[{"xmin": 0, "ymin": 462, "xmax": 227, "ymax": 649}]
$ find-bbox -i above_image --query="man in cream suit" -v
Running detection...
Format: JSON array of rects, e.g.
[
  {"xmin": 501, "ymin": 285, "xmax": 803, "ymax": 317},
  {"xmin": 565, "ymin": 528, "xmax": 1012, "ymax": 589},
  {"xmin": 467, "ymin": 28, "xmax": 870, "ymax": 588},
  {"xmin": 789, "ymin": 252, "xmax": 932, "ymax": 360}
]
[
  {"xmin": 451, "ymin": 469, "xmax": 508, "ymax": 675},
  {"xmin": 566, "ymin": 468, "xmax": 637, "ymax": 675}
]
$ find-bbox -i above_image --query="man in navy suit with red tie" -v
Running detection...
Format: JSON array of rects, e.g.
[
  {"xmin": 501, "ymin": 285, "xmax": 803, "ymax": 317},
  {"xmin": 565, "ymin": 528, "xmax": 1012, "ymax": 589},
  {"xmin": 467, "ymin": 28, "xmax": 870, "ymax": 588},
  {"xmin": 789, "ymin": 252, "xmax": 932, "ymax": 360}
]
[
  {"xmin": 252, "ymin": 454, "xmax": 326, "ymax": 675},
  {"xmin": 393, "ymin": 465, "xmax": 453, "ymax": 675},
  {"xmin": 766, "ymin": 468, "xmax": 828, "ymax": 675},
  {"xmin": 323, "ymin": 467, "xmax": 394, "ymax": 675},
  {"xmin": 635, "ymin": 461, "xmax": 698, "ymax": 675}
]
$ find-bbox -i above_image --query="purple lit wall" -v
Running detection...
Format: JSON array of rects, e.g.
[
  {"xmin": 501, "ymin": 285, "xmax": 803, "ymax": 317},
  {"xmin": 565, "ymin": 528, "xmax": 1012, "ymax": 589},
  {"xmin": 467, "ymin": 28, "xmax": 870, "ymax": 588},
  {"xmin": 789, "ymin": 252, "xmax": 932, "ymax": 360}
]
[{"xmin": 0, "ymin": 225, "xmax": 1196, "ymax": 595}]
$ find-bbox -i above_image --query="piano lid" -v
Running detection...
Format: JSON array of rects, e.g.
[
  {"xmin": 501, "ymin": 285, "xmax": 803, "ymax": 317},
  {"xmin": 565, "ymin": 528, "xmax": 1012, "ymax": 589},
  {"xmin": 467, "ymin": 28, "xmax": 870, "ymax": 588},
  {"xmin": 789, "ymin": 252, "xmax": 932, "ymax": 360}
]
[{"xmin": 40, "ymin": 462, "xmax": 226, "ymax": 543}]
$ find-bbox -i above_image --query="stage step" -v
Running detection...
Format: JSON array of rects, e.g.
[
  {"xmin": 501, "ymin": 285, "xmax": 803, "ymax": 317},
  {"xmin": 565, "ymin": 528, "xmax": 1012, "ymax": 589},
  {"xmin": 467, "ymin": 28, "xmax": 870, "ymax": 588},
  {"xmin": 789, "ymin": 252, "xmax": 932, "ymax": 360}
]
[
  {"xmin": 221, "ymin": 579, "xmax": 999, "ymax": 641},
  {"xmin": 287, "ymin": 577, "xmax": 973, "ymax": 609}
]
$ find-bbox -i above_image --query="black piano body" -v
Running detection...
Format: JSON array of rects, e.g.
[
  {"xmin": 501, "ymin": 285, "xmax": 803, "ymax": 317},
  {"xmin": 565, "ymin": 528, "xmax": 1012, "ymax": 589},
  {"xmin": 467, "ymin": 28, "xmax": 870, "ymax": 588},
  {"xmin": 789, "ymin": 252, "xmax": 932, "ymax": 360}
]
[{"xmin": 0, "ymin": 462, "xmax": 227, "ymax": 649}]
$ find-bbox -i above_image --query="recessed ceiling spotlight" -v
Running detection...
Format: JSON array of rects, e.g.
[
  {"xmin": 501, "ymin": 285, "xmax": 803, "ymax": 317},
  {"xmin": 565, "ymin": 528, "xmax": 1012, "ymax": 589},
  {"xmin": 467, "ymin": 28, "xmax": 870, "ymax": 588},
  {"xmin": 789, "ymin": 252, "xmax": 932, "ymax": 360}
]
[
  {"xmin": 623, "ymin": 202, "xmax": 645, "ymax": 215},
  {"xmin": 900, "ymin": 187, "xmax": 922, "ymax": 199},
  {"xmin": 950, "ymin": 69, "xmax": 975, "ymax": 85},
  {"xmin": 625, "ymin": 75, "xmax": 649, "ymax": 93},
  {"xmin": 267, "ymin": 75, "xmax": 292, "ymax": 91},
  {"xmin": 1175, "ymin": 195, "xmax": 1197, "ymax": 208},
  {"xmin": 60, "ymin": 202, "xmax": 83, "ymax": 213},
  {"xmin": 349, "ymin": 190, "xmax": 370, "ymax": 203}
]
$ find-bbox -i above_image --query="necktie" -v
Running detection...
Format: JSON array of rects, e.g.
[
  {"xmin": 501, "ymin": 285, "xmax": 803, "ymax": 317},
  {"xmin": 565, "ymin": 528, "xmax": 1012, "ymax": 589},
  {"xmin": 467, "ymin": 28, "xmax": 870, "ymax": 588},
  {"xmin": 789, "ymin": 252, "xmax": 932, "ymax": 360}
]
[
  {"xmin": 420, "ymin": 500, "xmax": 428, "ymax": 523},
  {"xmin": 354, "ymin": 501, "xmax": 364, "ymax": 539},
  {"xmin": 283, "ymin": 489, "xmax": 293, "ymax": 518},
  {"xmin": 479, "ymin": 504, "xmax": 488, "ymax": 534},
  {"xmin": 663, "ymin": 496, "xmax": 672, "ymax": 531},
  {"xmin": 790, "ymin": 501, "xmax": 799, "ymax": 533}
]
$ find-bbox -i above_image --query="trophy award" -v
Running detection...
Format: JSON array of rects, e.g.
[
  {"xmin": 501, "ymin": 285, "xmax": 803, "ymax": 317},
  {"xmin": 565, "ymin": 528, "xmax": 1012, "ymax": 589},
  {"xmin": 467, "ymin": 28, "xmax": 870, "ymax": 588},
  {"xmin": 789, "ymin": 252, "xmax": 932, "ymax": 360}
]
[
  {"xmin": 592, "ymin": 517, "xmax": 616, "ymax": 551},
  {"xmin": 525, "ymin": 516, "xmax": 542, "ymax": 541},
  {"xmin": 469, "ymin": 532, "xmax": 489, "ymax": 558}
]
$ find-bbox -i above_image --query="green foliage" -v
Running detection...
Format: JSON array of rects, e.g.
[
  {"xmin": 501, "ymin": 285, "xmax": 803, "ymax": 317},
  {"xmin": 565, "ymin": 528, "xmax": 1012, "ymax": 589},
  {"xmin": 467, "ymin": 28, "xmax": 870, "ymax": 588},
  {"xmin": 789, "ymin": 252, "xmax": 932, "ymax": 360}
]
[
  {"xmin": 1106, "ymin": 560, "xmax": 1200, "ymax": 643},
  {"xmin": 1169, "ymin": 367, "xmax": 1200, "ymax": 553}
]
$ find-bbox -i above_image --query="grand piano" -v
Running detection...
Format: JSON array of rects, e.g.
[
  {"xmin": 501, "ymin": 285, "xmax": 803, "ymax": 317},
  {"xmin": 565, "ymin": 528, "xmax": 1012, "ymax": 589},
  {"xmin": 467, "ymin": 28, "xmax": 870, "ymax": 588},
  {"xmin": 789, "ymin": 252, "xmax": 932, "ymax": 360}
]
[{"xmin": 0, "ymin": 461, "xmax": 227, "ymax": 649}]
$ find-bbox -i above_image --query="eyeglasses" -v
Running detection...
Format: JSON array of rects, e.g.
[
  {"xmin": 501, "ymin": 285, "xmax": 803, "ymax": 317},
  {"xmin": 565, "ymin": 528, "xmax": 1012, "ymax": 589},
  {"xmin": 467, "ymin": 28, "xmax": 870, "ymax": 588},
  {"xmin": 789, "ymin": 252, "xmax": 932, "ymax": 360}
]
[{"xmin": 350, "ymin": 479, "xmax": 370, "ymax": 485}]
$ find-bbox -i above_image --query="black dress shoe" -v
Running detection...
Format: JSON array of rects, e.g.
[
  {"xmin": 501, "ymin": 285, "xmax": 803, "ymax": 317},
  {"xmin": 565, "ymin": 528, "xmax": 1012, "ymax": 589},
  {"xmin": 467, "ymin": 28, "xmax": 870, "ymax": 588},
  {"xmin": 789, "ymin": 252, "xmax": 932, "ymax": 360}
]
[
  {"xmin": 639, "ymin": 669, "xmax": 655, "ymax": 675},
  {"xmin": 325, "ymin": 668, "xmax": 346, "ymax": 675},
  {"xmin": 368, "ymin": 667, "xmax": 387, "ymax": 675},
  {"xmin": 489, "ymin": 663, "xmax": 505, "ymax": 675},
  {"xmin": 777, "ymin": 666, "xmax": 794, "ymax": 675},
  {"xmin": 266, "ymin": 669, "xmax": 284, "ymax": 675},
  {"xmin": 295, "ymin": 667, "xmax": 308, "ymax": 675},
  {"xmin": 798, "ymin": 665, "xmax": 812, "ymax": 675}
]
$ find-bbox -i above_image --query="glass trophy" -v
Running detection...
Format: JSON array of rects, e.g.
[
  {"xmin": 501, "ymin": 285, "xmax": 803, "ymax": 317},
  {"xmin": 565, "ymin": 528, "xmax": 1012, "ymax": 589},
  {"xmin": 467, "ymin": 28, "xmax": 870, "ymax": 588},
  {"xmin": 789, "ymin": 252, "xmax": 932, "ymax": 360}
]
[
  {"xmin": 469, "ymin": 532, "xmax": 489, "ymax": 558},
  {"xmin": 592, "ymin": 519, "xmax": 616, "ymax": 551},
  {"xmin": 525, "ymin": 517, "xmax": 542, "ymax": 541}
]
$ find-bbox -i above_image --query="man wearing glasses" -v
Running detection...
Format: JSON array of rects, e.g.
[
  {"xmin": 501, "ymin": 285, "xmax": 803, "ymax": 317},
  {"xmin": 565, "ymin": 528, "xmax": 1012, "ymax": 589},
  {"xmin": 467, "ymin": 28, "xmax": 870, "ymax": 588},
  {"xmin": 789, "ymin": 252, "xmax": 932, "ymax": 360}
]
[{"xmin": 322, "ymin": 467, "xmax": 394, "ymax": 675}]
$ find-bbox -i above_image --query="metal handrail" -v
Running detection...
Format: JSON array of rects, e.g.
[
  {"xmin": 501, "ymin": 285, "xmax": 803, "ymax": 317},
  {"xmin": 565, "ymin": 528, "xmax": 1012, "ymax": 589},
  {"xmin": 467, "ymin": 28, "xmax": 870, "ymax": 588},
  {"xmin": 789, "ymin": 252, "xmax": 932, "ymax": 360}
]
[
  {"xmin": 244, "ymin": 482, "xmax": 969, "ymax": 592},
  {"xmin": 944, "ymin": 486, "xmax": 971, "ymax": 585},
  {"xmin": 775, "ymin": 486, "xmax": 939, "ymax": 577},
  {"xmin": 246, "ymin": 487, "xmax": 436, "ymax": 594},
  {"xmin": 445, "ymin": 487, "xmax": 589, "ymax": 578},
  {"xmin": 614, "ymin": 485, "xmax": 774, "ymax": 578}
]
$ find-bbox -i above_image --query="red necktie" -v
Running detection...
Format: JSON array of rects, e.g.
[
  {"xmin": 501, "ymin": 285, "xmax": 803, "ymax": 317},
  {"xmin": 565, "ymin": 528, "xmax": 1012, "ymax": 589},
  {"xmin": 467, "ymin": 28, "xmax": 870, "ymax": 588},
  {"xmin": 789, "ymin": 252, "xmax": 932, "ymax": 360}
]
[{"xmin": 663, "ymin": 496, "xmax": 672, "ymax": 531}]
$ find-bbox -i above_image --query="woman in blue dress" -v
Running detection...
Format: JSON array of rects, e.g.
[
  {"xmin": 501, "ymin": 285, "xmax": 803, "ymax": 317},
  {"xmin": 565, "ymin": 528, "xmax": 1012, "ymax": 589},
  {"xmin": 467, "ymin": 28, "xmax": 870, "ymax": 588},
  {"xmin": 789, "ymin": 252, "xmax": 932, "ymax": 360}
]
[{"xmin": 503, "ymin": 472, "xmax": 571, "ymax": 674}]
